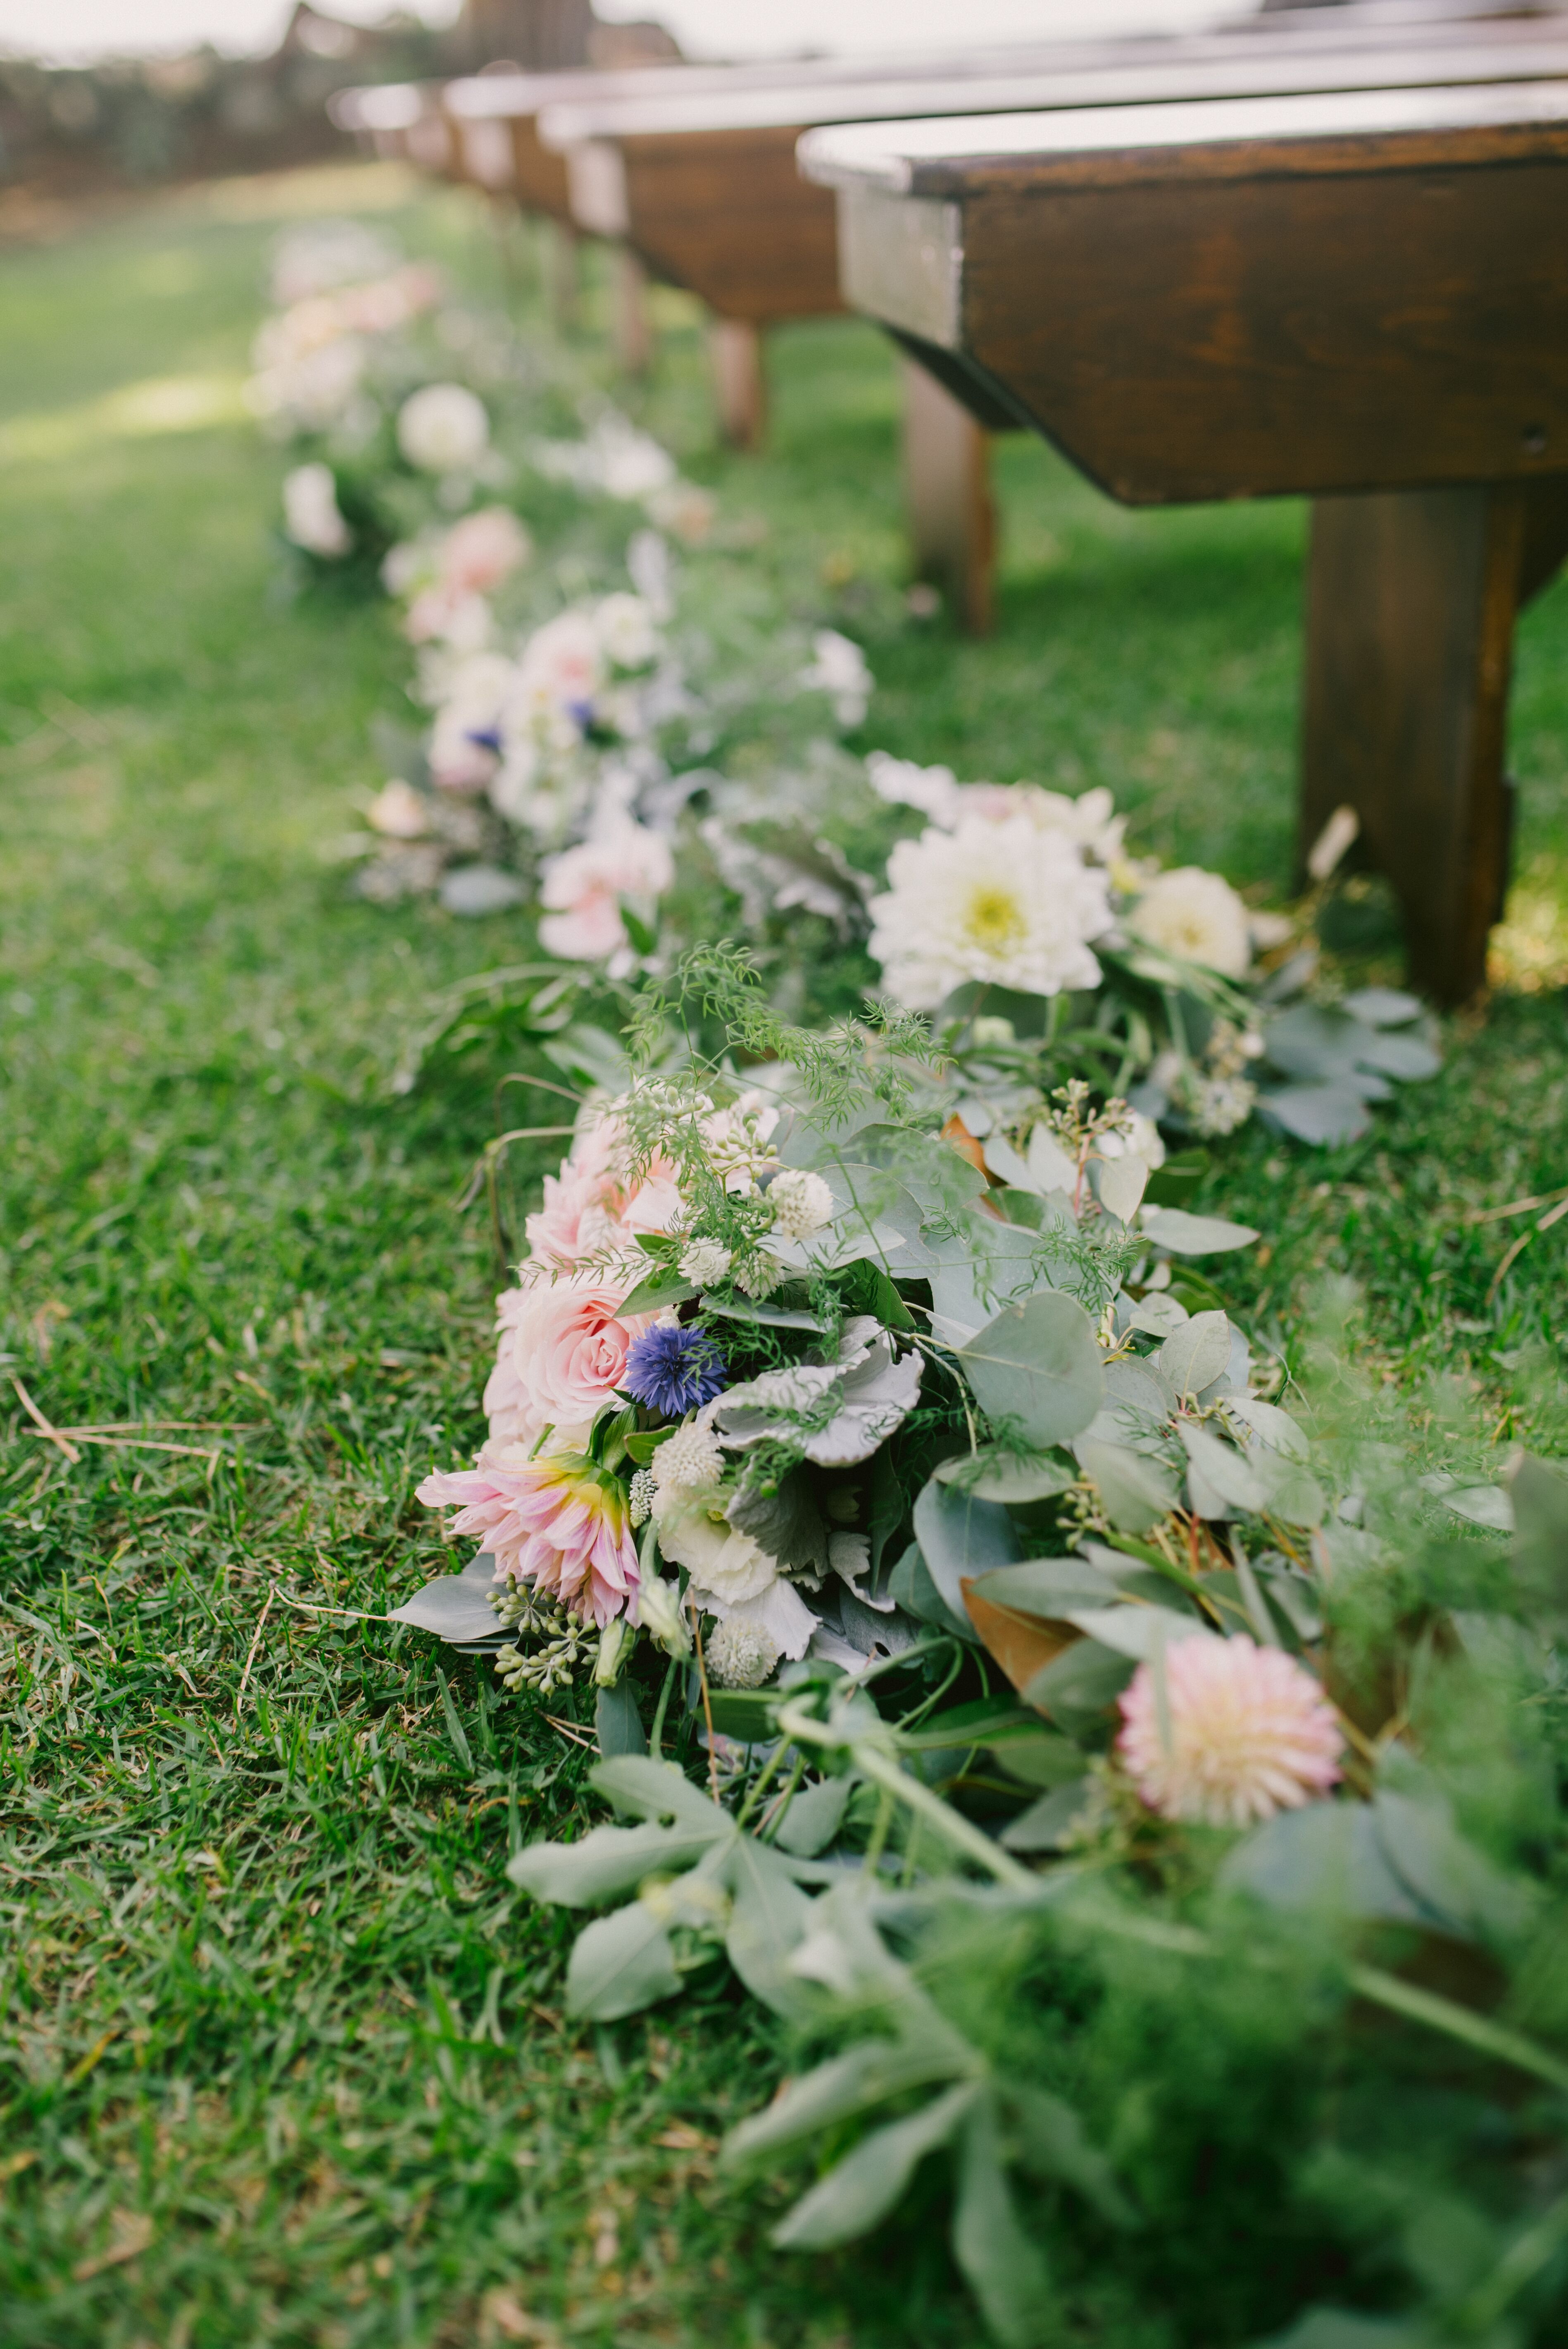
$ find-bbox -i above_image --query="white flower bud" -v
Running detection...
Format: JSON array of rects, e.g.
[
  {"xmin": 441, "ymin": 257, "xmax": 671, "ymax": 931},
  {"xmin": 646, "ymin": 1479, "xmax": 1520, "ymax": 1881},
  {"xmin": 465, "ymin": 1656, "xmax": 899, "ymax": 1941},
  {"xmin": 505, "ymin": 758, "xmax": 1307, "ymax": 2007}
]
[
  {"xmin": 592, "ymin": 1617, "xmax": 633, "ymax": 1687},
  {"xmin": 635, "ymin": 1577, "xmax": 692, "ymax": 1659}
]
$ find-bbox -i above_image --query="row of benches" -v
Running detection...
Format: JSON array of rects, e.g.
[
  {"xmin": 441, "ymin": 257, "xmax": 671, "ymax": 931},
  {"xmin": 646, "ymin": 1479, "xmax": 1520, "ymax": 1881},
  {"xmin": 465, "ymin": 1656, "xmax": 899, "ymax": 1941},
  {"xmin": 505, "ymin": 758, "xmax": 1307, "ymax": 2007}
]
[{"xmin": 333, "ymin": 1, "xmax": 1568, "ymax": 1004}]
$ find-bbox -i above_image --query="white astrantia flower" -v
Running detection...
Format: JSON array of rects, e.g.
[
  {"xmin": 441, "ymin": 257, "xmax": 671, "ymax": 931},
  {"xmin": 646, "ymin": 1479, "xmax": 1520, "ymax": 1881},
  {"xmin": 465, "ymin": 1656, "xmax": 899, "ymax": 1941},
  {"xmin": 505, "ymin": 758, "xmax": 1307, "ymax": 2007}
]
[
  {"xmin": 1129, "ymin": 866, "xmax": 1252, "ymax": 979},
  {"xmin": 706, "ymin": 1617, "xmax": 780, "ymax": 1689},
  {"xmin": 767, "ymin": 1169, "xmax": 834, "ymax": 1242},
  {"xmin": 650, "ymin": 1421, "xmax": 724, "ymax": 1496},
  {"xmin": 397, "ymin": 382, "xmax": 489, "ymax": 475},
  {"xmin": 282, "ymin": 462, "xmax": 351, "ymax": 557},
  {"xmin": 680, "ymin": 1236, "xmax": 732, "ymax": 1286},
  {"xmin": 867, "ymin": 813, "xmax": 1114, "ymax": 1009}
]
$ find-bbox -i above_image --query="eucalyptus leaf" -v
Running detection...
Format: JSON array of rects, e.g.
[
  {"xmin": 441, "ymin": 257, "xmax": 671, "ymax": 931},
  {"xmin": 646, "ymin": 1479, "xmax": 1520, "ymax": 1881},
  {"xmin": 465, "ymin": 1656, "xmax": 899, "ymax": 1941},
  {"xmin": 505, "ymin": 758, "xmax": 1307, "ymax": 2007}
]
[
  {"xmin": 387, "ymin": 1551, "xmax": 506, "ymax": 1647},
  {"xmin": 1140, "ymin": 1205, "xmax": 1258, "ymax": 1256},
  {"xmin": 507, "ymin": 1816, "xmax": 722, "ymax": 1909},
  {"xmin": 1000, "ymin": 1779, "xmax": 1095, "ymax": 1852},
  {"xmin": 1078, "ymin": 1438, "xmax": 1180, "ymax": 1534},
  {"xmin": 726, "ymin": 2035, "xmax": 973, "ymax": 2166},
  {"xmin": 914, "ymin": 1477, "xmax": 1021, "ymax": 1622},
  {"xmin": 1064, "ymin": 1604, "xmax": 1212, "ymax": 1662},
  {"xmin": 1157, "ymin": 1311, "xmax": 1232, "ymax": 1402},
  {"xmin": 1180, "ymin": 1421, "xmax": 1271, "ymax": 1514},
  {"xmin": 935, "ymin": 1447, "xmax": 1077, "ymax": 1504},
  {"xmin": 1341, "ymin": 986, "xmax": 1422, "ymax": 1027},
  {"xmin": 1509, "ymin": 1451, "xmax": 1568, "ymax": 1627},
  {"xmin": 1092, "ymin": 1152, "xmax": 1150, "ymax": 1225},
  {"xmin": 1352, "ymin": 1028, "xmax": 1440, "ymax": 1081},
  {"xmin": 1023, "ymin": 1638, "xmax": 1135, "ymax": 1737},
  {"xmin": 960, "ymin": 1290, "xmax": 1105, "ymax": 1449},
  {"xmin": 968, "ymin": 1559, "xmax": 1119, "ymax": 1621},
  {"xmin": 888, "ymin": 1541, "xmax": 976, "ymax": 1642},
  {"xmin": 565, "ymin": 1899, "xmax": 682, "ymax": 2021}
]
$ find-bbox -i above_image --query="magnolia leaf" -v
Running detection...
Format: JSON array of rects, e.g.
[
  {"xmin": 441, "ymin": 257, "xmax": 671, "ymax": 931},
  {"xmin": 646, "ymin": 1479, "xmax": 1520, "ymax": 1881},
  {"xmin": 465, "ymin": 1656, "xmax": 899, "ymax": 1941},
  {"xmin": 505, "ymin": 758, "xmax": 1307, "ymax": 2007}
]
[
  {"xmin": 960, "ymin": 1290, "xmax": 1104, "ymax": 1449},
  {"xmin": 565, "ymin": 1900, "xmax": 682, "ymax": 2021},
  {"xmin": 387, "ymin": 1551, "xmax": 507, "ymax": 1647},
  {"xmin": 1006, "ymin": 2082, "xmax": 1137, "ymax": 2227},
  {"xmin": 1078, "ymin": 1437, "xmax": 1180, "ymax": 1534},
  {"xmin": 951, "ymin": 2097, "xmax": 1056, "ymax": 2349},
  {"xmin": 1140, "ymin": 1205, "xmax": 1257, "ymax": 1256},
  {"xmin": 914, "ymin": 1477, "xmax": 1020, "ymax": 1620},
  {"xmin": 1157, "ymin": 1311, "xmax": 1233, "ymax": 1402},
  {"xmin": 961, "ymin": 1580, "xmax": 1079, "ymax": 1697},
  {"xmin": 935, "ymin": 1447, "xmax": 1077, "ymax": 1504},
  {"xmin": 773, "ymin": 2082, "xmax": 981, "ymax": 2251}
]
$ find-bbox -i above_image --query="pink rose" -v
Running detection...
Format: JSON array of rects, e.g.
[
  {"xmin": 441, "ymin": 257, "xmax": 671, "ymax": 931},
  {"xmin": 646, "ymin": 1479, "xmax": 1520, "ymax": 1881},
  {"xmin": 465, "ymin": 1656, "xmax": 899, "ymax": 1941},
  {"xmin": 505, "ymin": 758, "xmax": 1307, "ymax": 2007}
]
[
  {"xmin": 440, "ymin": 506, "xmax": 530, "ymax": 596},
  {"xmin": 489, "ymin": 1270, "xmax": 650, "ymax": 1438},
  {"xmin": 538, "ymin": 821, "xmax": 674, "ymax": 970}
]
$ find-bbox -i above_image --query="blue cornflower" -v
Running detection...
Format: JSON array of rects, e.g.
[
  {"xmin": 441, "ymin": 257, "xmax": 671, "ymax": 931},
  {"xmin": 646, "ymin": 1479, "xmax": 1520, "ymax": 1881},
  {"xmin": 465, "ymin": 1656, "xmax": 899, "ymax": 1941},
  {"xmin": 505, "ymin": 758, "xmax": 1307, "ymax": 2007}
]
[{"xmin": 621, "ymin": 1324, "xmax": 727, "ymax": 1418}]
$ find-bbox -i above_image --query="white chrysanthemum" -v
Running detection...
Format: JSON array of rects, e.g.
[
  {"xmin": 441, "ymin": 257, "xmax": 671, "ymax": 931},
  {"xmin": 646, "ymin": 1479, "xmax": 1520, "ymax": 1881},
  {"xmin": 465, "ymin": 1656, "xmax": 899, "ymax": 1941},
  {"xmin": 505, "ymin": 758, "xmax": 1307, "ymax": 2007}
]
[
  {"xmin": 1117, "ymin": 1634, "xmax": 1342, "ymax": 1828},
  {"xmin": 680, "ymin": 1236, "xmax": 732, "ymax": 1286},
  {"xmin": 282, "ymin": 462, "xmax": 351, "ymax": 557},
  {"xmin": 1128, "ymin": 867, "xmax": 1252, "ymax": 979},
  {"xmin": 397, "ymin": 383, "xmax": 489, "ymax": 475},
  {"xmin": 651, "ymin": 1422, "xmax": 724, "ymax": 1496},
  {"xmin": 768, "ymin": 1169, "xmax": 834, "ymax": 1242},
  {"xmin": 706, "ymin": 1617, "xmax": 780, "ymax": 1690},
  {"xmin": 868, "ymin": 814, "xmax": 1114, "ymax": 1009}
]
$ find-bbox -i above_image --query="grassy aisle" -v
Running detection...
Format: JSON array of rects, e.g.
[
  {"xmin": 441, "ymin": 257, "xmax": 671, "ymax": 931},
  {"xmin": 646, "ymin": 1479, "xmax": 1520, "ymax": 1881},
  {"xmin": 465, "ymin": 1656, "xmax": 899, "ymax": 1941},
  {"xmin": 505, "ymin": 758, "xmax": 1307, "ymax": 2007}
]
[{"xmin": 2, "ymin": 164, "xmax": 1567, "ymax": 2347}]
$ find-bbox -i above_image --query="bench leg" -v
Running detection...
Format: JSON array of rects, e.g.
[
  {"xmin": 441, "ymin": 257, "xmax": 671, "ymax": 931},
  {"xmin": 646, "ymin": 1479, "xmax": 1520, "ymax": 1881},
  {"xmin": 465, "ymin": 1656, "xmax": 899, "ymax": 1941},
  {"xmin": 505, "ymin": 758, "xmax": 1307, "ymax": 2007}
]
[
  {"xmin": 1300, "ymin": 486, "xmax": 1530, "ymax": 1007},
  {"xmin": 709, "ymin": 319, "xmax": 766, "ymax": 451},
  {"xmin": 614, "ymin": 248, "xmax": 653, "ymax": 377},
  {"xmin": 901, "ymin": 357, "xmax": 996, "ymax": 637}
]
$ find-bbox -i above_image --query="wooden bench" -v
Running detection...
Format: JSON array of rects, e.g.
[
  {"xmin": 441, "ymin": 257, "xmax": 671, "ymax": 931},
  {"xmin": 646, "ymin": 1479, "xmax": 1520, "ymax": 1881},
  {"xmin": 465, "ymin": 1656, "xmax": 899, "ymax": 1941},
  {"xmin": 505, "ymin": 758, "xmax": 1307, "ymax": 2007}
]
[
  {"xmin": 536, "ymin": 8, "xmax": 1568, "ymax": 631},
  {"xmin": 798, "ymin": 77, "xmax": 1568, "ymax": 1003}
]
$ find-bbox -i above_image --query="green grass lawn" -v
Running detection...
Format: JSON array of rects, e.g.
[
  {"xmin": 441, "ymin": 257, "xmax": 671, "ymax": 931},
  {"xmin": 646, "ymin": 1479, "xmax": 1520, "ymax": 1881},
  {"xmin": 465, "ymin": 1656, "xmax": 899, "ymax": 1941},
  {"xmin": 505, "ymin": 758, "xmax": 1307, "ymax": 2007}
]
[{"xmin": 2, "ymin": 162, "xmax": 1568, "ymax": 2348}]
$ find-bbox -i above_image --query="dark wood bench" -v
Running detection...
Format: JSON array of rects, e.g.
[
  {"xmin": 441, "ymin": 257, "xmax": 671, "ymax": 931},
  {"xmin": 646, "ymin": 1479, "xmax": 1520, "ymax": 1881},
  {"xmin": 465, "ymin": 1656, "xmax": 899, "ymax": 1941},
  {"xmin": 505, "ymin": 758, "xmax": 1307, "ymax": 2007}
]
[
  {"xmin": 799, "ymin": 76, "xmax": 1568, "ymax": 1002},
  {"xmin": 535, "ymin": 9, "xmax": 1568, "ymax": 630}
]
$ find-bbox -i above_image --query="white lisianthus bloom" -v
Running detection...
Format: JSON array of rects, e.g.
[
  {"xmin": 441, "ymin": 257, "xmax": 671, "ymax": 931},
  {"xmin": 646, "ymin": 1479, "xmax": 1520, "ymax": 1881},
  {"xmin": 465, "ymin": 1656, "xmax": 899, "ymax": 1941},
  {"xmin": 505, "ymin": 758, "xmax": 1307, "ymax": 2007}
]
[
  {"xmin": 1129, "ymin": 867, "xmax": 1252, "ymax": 979},
  {"xmin": 594, "ymin": 591, "xmax": 659, "ymax": 671},
  {"xmin": 653, "ymin": 1489, "xmax": 776, "ymax": 1604},
  {"xmin": 397, "ymin": 383, "xmax": 489, "ymax": 475},
  {"xmin": 282, "ymin": 462, "xmax": 351, "ymax": 557},
  {"xmin": 868, "ymin": 813, "xmax": 1114, "ymax": 1009},
  {"xmin": 799, "ymin": 630, "xmax": 872, "ymax": 726}
]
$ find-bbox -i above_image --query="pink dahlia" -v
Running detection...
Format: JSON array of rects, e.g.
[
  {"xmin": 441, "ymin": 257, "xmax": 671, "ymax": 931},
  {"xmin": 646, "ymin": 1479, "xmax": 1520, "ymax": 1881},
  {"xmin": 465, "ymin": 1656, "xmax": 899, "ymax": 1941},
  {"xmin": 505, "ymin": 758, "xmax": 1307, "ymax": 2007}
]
[
  {"xmin": 1116, "ymin": 1634, "xmax": 1342, "ymax": 1828},
  {"xmin": 416, "ymin": 1450, "xmax": 638, "ymax": 1627}
]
